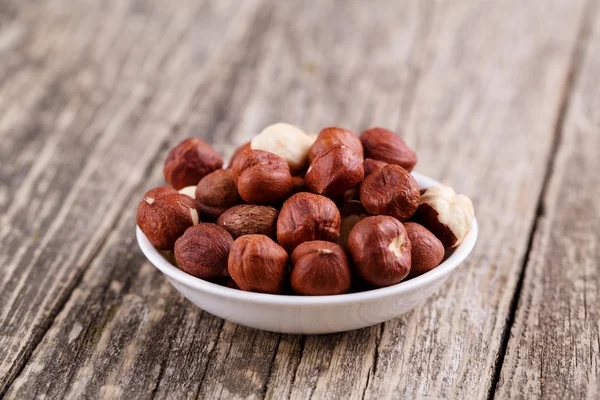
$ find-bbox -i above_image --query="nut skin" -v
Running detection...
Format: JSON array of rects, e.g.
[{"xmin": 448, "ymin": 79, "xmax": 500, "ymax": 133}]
[
  {"xmin": 305, "ymin": 145, "xmax": 364, "ymax": 201},
  {"xmin": 363, "ymin": 158, "xmax": 387, "ymax": 176},
  {"xmin": 360, "ymin": 164, "xmax": 420, "ymax": 221},
  {"xmin": 291, "ymin": 176, "xmax": 305, "ymax": 194},
  {"xmin": 228, "ymin": 235, "xmax": 289, "ymax": 294},
  {"xmin": 360, "ymin": 127, "xmax": 417, "ymax": 171},
  {"xmin": 164, "ymin": 138, "xmax": 224, "ymax": 189},
  {"xmin": 308, "ymin": 127, "xmax": 364, "ymax": 163},
  {"xmin": 404, "ymin": 222, "xmax": 445, "ymax": 279},
  {"xmin": 277, "ymin": 192, "xmax": 341, "ymax": 252},
  {"xmin": 136, "ymin": 186, "xmax": 199, "ymax": 250},
  {"xmin": 232, "ymin": 149, "xmax": 294, "ymax": 205},
  {"xmin": 195, "ymin": 169, "xmax": 241, "ymax": 221},
  {"xmin": 337, "ymin": 200, "xmax": 369, "ymax": 249},
  {"xmin": 174, "ymin": 223, "xmax": 233, "ymax": 281},
  {"xmin": 412, "ymin": 185, "xmax": 475, "ymax": 248},
  {"xmin": 348, "ymin": 216, "xmax": 412, "ymax": 288},
  {"xmin": 229, "ymin": 142, "xmax": 251, "ymax": 167},
  {"xmin": 217, "ymin": 204, "xmax": 279, "ymax": 239},
  {"xmin": 290, "ymin": 241, "xmax": 352, "ymax": 296},
  {"xmin": 251, "ymin": 123, "xmax": 313, "ymax": 174}
]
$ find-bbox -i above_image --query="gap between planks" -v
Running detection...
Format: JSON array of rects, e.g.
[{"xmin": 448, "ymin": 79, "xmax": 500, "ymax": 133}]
[{"xmin": 486, "ymin": 1, "xmax": 599, "ymax": 398}]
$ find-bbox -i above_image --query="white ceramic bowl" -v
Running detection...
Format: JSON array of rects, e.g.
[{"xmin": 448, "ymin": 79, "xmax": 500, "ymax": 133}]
[{"xmin": 137, "ymin": 172, "xmax": 478, "ymax": 334}]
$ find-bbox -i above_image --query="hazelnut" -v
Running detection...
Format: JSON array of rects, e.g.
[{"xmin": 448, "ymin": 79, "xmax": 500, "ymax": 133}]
[
  {"xmin": 136, "ymin": 186, "xmax": 199, "ymax": 250},
  {"xmin": 291, "ymin": 176, "xmax": 305, "ymax": 194},
  {"xmin": 217, "ymin": 204, "xmax": 279, "ymax": 239},
  {"xmin": 360, "ymin": 164, "xmax": 420, "ymax": 221},
  {"xmin": 337, "ymin": 200, "xmax": 369, "ymax": 249},
  {"xmin": 195, "ymin": 169, "xmax": 241, "ymax": 221},
  {"xmin": 348, "ymin": 216, "xmax": 412, "ymax": 288},
  {"xmin": 178, "ymin": 185, "xmax": 197, "ymax": 199},
  {"xmin": 223, "ymin": 277, "xmax": 240, "ymax": 290},
  {"xmin": 251, "ymin": 123, "xmax": 314, "ymax": 174},
  {"xmin": 308, "ymin": 127, "xmax": 364, "ymax": 163},
  {"xmin": 174, "ymin": 223, "xmax": 233, "ymax": 281},
  {"xmin": 231, "ymin": 149, "xmax": 294, "ymax": 205},
  {"xmin": 290, "ymin": 241, "xmax": 352, "ymax": 295},
  {"xmin": 277, "ymin": 192, "xmax": 341, "ymax": 252},
  {"xmin": 360, "ymin": 127, "xmax": 417, "ymax": 171},
  {"xmin": 164, "ymin": 138, "xmax": 223, "ymax": 189},
  {"xmin": 412, "ymin": 185, "xmax": 474, "ymax": 248},
  {"xmin": 228, "ymin": 234, "xmax": 288, "ymax": 294},
  {"xmin": 363, "ymin": 158, "xmax": 387, "ymax": 176},
  {"xmin": 305, "ymin": 145, "xmax": 364, "ymax": 201},
  {"xmin": 404, "ymin": 222, "xmax": 445, "ymax": 278},
  {"xmin": 229, "ymin": 142, "xmax": 251, "ymax": 167}
]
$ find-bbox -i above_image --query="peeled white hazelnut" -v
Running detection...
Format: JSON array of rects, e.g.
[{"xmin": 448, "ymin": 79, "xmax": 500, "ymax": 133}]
[
  {"xmin": 251, "ymin": 123, "xmax": 314, "ymax": 174},
  {"xmin": 178, "ymin": 185, "xmax": 197, "ymax": 199},
  {"xmin": 413, "ymin": 185, "xmax": 474, "ymax": 248}
]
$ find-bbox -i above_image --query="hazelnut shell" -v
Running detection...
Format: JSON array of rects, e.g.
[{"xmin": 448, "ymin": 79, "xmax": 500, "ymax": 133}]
[
  {"xmin": 305, "ymin": 145, "xmax": 364, "ymax": 201},
  {"xmin": 136, "ymin": 187, "xmax": 199, "ymax": 250},
  {"xmin": 195, "ymin": 169, "xmax": 241, "ymax": 221},
  {"xmin": 404, "ymin": 222, "xmax": 445, "ymax": 279},
  {"xmin": 360, "ymin": 164, "xmax": 420, "ymax": 221},
  {"xmin": 217, "ymin": 204, "xmax": 279, "ymax": 239},
  {"xmin": 174, "ymin": 223, "xmax": 233, "ymax": 281},
  {"xmin": 231, "ymin": 149, "xmax": 294, "ymax": 205},
  {"xmin": 228, "ymin": 234, "xmax": 289, "ymax": 294},
  {"xmin": 277, "ymin": 192, "xmax": 341, "ymax": 252},
  {"xmin": 308, "ymin": 127, "xmax": 364, "ymax": 163},
  {"xmin": 290, "ymin": 241, "xmax": 352, "ymax": 296},
  {"xmin": 360, "ymin": 127, "xmax": 417, "ymax": 171},
  {"xmin": 363, "ymin": 158, "xmax": 387, "ymax": 176},
  {"xmin": 164, "ymin": 138, "xmax": 223, "ymax": 189},
  {"xmin": 348, "ymin": 216, "xmax": 412, "ymax": 288}
]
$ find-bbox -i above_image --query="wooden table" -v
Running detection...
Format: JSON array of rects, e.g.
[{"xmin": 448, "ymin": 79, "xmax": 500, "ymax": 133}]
[{"xmin": 1, "ymin": 0, "xmax": 599, "ymax": 398}]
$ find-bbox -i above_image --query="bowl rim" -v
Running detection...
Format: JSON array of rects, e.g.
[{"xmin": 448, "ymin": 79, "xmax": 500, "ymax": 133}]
[{"xmin": 136, "ymin": 171, "xmax": 478, "ymax": 306}]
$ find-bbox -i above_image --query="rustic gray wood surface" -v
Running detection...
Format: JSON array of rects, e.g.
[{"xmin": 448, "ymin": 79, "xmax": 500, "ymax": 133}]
[{"xmin": 0, "ymin": 0, "xmax": 599, "ymax": 399}]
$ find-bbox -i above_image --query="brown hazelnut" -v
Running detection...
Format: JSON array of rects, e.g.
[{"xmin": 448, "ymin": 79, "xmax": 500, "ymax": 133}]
[
  {"xmin": 174, "ymin": 223, "xmax": 233, "ymax": 281},
  {"xmin": 291, "ymin": 176, "xmax": 305, "ymax": 194},
  {"xmin": 223, "ymin": 277, "xmax": 240, "ymax": 290},
  {"xmin": 305, "ymin": 145, "xmax": 364, "ymax": 201},
  {"xmin": 412, "ymin": 185, "xmax": 475, "ymax": 248},
  {"xmin": 308, "ymin": 127, "xmax": 364, "ymax": 163},
  {"xmin": 228, "ymin": 142, "xmax": 251, "ymax": 167},
  {"xmin": 277, "ymin": 192, "xmax": 341, "ymax": 252},
  {"xmin": 290, "ymin": 241, "xmax": 352, "ymax": 295},
  {"xmin": 360, "ymin": 127, "xmax": 417, "ymax": 171},
  {"xmin": 231, "ymin": 149, "xmax": 294, "ymax": 205},
  {"xmin": 228, "ymin": 235, "xmax": 288, "ymax": 294},
  {"xmin": 136, "ymin": 186, "xmax": 199, "ymax": 250},
  {"xmin": 404, "ymin": 222, "xmax": 445, "ymax": 279},
  {"xmin": 195, "ymin": 169, "xmax": 241, "ymax": 221},
  {"xmin": 337, "ymin": 200, "xmax": 369, "ymax": 249},
  {"xmin": 217, "ymin": 204, "xmax": 279, "ymax": 239},
  {"xmin": 348, "ymin": 216, "xmax": 412, "ymax": 288},
  {"xmin": 164, "ymin": 138, "xmax": 223, "ymax": 189},
  {"xmin": 363, "ymin": 158, "xmax": 387, "ymax": 176},
  {"xmin": 360, "ymin": 164, "xmax": 420, "ymax": 221}
]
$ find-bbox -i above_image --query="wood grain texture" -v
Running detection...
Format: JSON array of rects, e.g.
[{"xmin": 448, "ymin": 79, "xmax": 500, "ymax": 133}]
[
  {"xmin": 0, "ymin": 0, "xmax": 595, "ymax": 399},
  {"xmin": 495, "ymin": 4, "xmax": 600, "ymax": 399},
  {"xmin": 0, "ymin": 0, "xmax": 266, "ymax": 394}
]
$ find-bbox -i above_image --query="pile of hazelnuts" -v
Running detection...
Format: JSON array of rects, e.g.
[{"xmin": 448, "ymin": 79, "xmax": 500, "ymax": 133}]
[{"xmin": 137, "ymin": 123, "xmax": 475, "ymax": 296}]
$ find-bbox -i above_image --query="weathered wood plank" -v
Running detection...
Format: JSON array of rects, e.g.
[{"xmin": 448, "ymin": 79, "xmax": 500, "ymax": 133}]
[
  {"xmin": 2, "ymin": 1, "xmax": 591, "ymax": 400},
  {"xmin": 0, "ymin": 0, "xmax": 266, "ymax": 394},
  {"xmin": 495, "ymin": 4, "xmax": 600, "ymax": 399}
]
